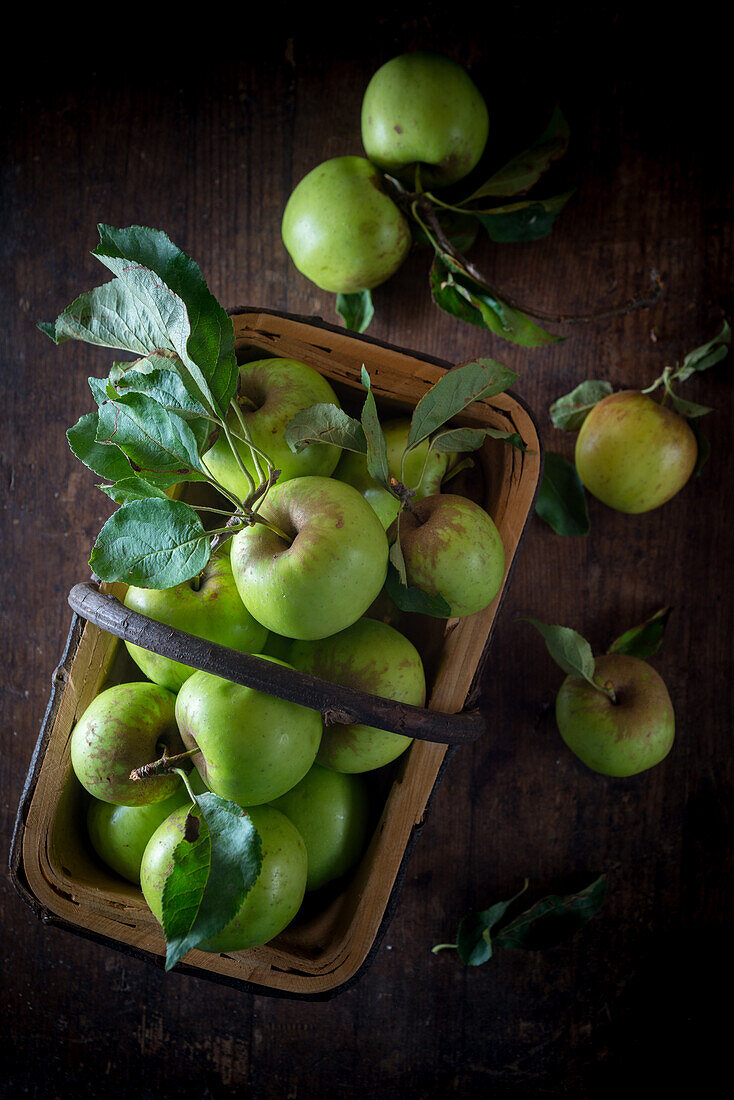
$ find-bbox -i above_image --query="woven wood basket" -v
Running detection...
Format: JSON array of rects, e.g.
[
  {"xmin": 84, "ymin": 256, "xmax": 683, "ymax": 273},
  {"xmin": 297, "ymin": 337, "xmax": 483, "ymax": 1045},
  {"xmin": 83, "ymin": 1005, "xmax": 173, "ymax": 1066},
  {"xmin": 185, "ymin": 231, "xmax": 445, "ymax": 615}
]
[{"xmin": 11, "ymin": 308, "xmax": 542, "ymax": 999}]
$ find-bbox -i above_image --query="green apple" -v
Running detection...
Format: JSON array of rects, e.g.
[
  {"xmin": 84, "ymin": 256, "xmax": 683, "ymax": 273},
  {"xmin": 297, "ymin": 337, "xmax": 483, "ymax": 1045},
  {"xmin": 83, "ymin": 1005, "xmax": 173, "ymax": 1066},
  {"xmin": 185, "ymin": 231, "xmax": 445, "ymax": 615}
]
[
  {"xmin": 334, "ymin": 418, "xmax": 450, "ymax": 529},
  {"xmin": 289, "ymin": 617, "xmax": 425, "ymax": 773},
  {"xmin": 203, "ymin": 358, "xmax": 343, "ymax": 501},
  {"xmin": 555, "ymin": 653, "xmax": 675, "ymax": 777},
  {"xmin": 71, "ymin": 681, "xmax": 183, "ymax": 805},
  {"xmin": 175, "ymin": 662, "xmax": 322, "ymax": 805},
  {"xmin": 361, "ymin": 52, "xmax": 489, "ymax": 188},
  {"xmin": 575, "ymin": 391, "xmax": 698, "ymax": 513},
  {"xmin": 394, "ymin": 494, "xmax": 505, "ymax": 617},
  {"xmin": 230, "ymin": 475, "xmax": 389, "ymax": 640},
  {"xmin": 270, "ymin": 763, "xmax": 370, "ymax": 891},
  {"xmin": 123, "ymin": 549, "xmax": 268, "ymax": 693},
  {"xmin": 281, "ymin": 156, "xmax": 412, "ymax": 294},
  {"xmin": 141, "ymin": 804, "xmax": 307, "ymax": 952},
  {"xmin": 86, "ymin": 769, "xmax": 206, "ymax": 884}
]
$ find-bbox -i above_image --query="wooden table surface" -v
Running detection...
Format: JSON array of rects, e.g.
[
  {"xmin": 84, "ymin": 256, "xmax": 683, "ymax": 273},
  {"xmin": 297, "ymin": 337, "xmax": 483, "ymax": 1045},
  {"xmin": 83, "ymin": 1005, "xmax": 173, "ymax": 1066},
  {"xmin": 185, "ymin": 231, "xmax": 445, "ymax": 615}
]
[{"xmin": 2, "ymin": 9, "xmax": 731, "ymax": 1097}]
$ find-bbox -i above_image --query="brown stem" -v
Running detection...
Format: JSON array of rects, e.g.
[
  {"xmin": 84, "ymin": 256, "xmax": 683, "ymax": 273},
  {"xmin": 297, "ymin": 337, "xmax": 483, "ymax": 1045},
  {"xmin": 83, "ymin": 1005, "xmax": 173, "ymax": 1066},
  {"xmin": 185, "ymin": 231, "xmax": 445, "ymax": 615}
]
[{"xmin": 130, "ymin": 746, "xmax": 199, "ymax": 781}]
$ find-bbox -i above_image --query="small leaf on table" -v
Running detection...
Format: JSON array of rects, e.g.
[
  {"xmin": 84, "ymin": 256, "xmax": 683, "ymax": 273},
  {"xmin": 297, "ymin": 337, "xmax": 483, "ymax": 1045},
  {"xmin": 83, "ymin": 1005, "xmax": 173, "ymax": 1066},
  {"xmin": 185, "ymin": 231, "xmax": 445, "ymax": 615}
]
[
  {"xmin": 549, "ymin": 380, "xmax": 614, "ymax": 431},
  {"xmin": 674, "ymin": 320, "xmax": 731, "ymax": 382},
  {"xmin": 460, "ymin": 106, "xmax": 570, "ymax": 202},
  {"xmin": 535, "ymin": 452, "xmax": 589, "ymax": 536},
  {"xmin": 336, "ymin": 290, "xmax": 374, "ymax": 334},
  {"xmin": 606, "ymin": 606, "xmax": 671, "ymax": 659},
  {"xmin": 494, "ymin": 876, "xmax": 607, "ymax": 951},
  {"xmin": 523, "ymin": 617, "xmax": 597, "ymax": 687},
  {"xmin": 474, "ymin": 191, "xmax": 574, "ymax": 243}
]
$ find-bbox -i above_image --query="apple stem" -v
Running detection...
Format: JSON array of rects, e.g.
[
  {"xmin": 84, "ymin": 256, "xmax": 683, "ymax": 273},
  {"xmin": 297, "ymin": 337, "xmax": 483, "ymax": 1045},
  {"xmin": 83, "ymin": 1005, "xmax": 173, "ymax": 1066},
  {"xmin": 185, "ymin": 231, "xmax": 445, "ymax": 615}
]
[
  {"xmin": 603, "ymin": 679, "xmax": 618, "ymax": 705},
  {"xmin": 129, "ymin": 746, "xmax": 200, "ymax": 782}
]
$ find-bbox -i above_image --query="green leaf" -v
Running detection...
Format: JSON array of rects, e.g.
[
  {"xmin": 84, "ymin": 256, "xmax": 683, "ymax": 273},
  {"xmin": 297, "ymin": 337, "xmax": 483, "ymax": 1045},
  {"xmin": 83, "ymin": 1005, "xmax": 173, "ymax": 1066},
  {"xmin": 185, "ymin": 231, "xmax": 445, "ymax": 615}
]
[
  {"xmin": 99, "ymin": 477, "xmax": 170, "ymax": 505},
  {"xmin": 429, "ymin": 425, "xmax": 527, "ymax": 454},
  {"xmin": 112, "ymin": 351, "xmax": 211, "ymax": 420},
  {"xmin": 462, "ymin": 107, "xmax": 570, "ymax": 201},
  {"xmin": 336, "ymin": 290, "xmax": 374, "ymax": 334},
  {"xmin": 549, "ymin": 380, "xmax": 614, "ymax": 431},
  {"xmin": 90, "ymin": 497, "xmax": 211, "ymax": 588},
  {"xmin": 67, "ymin": 411, "xmax": 136, "ymax": 483},
  {"xmin": 95, "ymin": 390, "xmax": 207, "ymax": 481},
  {"xmin": 523, "ymin": 617, "xmax": 597, "ymax": 687},
  {"xmin": 93, "ymin": 224, "xmax": 239, "ymax": 418},
  {"xmin": 675, "ymin": 320, "xmax": 731, "ymax": 382},
  {"xmin": 455, "ymin": 881, "xmax": 529, "ymax": 965},
  {"xmin": 162, "ymin": 793, "xmax": 263, "ymax": 971},
  {"xmin": 38, "ymin": 278, "xmax": 164, "ymax": 355},
  {"xmin": 285, "ymin": 404, "xmax": 367, "ymax": 455},
  {"xmin": 607, "ymin": 606, "xmax": 671, "ymax": 660},
  {"xmin": 360, "ymin": 366, "xmax": 391, "ymax": 491},
  {"xmin": 430, "ymin": 255, "xmax": 561, "ymax": 347},
  {"xmin": 384, "ymin": 560, "xmax": 452, "ymax": 618},
  {"xmin": 407, "ymin": 358, "xmax": 518, "ymax": 450},
  {"xmin": 474, "ymin": 191, "xmax": 574, "ymax": 243},
  {"xmin": 666, "ymin": 392, "xmax": 714, "ymax": 419},
  {"xmin": 535, "ymin": 452, "xmax": 589, "ymax": 536},
  {"xmin": 494, "ymin": 875, "xmax": 607, "ymax": 951}
]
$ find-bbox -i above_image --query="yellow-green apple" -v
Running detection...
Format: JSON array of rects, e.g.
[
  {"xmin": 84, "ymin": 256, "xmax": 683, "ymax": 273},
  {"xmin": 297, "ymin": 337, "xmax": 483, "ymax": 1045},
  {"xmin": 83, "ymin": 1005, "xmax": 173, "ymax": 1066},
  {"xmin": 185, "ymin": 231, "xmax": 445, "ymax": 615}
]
[
  {"xmin": 281, "ymin": 156, "xmax": 412, "ymax": 293},
  {"xmin": 394, "ymin": 494, "xmax": 505, "ymax": 617},
  {"xmin": 574, "ymin": 391, "xmax": 698, "ymax": 513},
  {"xmin": 361, "ymin": 52, "xmax": 489, "ymax": 188},
  {"xmin": 175, "ymin": 662, "xmax": 322, "ymax": 805},
  {"xmin": 86, "ymin": 769, "xmax": 206, "ymax": 884},
  {"xmin": 123, "ymin": 549, "xmax": 268, "ymax": 693},
  {"xmin": 230, "ymin": 475, "xmax": 389, "ymax": 640},
  {"xmin": 71, "ymin": 682, "xmax": 183, "ymax": 805},
  {"xmin": 270, "ymin": 763, "xmax": 370, "ymax": 891},
  {"xmin": 141, "ymin": 804, "xmax": 307, "ymax": 951},
  {"xmin": 289, "ymin": 617, "xmax": 424, "ymax": 773},
  {"xmin": 555, "ymin": 653, "xmax": 675, "ymax": 776},
  {"xmin": 203, "ymin": 358, "xmax": 343, "ymax": 501},
  {"xmin": 334, "ymin": 417, "xmax": 450, "ymax": 529}
]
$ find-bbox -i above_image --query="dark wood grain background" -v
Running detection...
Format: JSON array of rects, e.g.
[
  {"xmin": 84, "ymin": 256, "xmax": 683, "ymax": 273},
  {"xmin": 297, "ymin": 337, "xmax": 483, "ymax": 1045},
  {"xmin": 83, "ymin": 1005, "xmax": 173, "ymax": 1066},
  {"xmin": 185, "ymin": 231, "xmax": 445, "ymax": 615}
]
[{"xmin": 2, "ymin": 7, "xmax": 731, "ymax": 1097}]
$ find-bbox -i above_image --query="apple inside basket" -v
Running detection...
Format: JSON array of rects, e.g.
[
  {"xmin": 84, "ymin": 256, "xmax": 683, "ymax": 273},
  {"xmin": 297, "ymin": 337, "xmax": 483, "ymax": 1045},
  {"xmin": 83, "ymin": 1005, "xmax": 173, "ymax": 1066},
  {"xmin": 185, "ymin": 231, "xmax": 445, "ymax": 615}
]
[{"xmin": 14, "ymin": 309, "xmax": 541, "ymax": 999}]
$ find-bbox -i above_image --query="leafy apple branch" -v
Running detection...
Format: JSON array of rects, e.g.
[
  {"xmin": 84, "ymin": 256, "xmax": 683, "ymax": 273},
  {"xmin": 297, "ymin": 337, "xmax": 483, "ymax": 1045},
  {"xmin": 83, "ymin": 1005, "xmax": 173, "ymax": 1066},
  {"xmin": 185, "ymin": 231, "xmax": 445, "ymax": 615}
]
[
  {"xmin": 40, "ymin": 224, "xmax": 300, "ymax": 589},
  {"xmin": 338, "ymin": 108, "xmax": 663, "ymax": 344}
]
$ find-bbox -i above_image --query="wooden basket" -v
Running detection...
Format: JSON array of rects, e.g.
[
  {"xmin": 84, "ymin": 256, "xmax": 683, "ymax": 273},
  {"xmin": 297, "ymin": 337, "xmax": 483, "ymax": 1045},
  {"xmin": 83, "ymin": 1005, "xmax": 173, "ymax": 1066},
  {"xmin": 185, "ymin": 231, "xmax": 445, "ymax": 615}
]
[{"xmin": 10, "ymin": 308, "xmax": 542, "ymax": 999}]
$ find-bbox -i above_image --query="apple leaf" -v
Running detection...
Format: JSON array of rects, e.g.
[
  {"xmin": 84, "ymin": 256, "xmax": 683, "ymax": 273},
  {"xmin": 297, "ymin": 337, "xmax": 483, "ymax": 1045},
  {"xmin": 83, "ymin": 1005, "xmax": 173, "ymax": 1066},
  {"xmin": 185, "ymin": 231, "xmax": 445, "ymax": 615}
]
[
  {"xmin": 429, "ymin": 425, "xmax": 527, "ymax": 454},
  {"xmin": 432, "ymin": 875, "xmax": 606, "ymax": 965},
  {"xmin": 335, "ymin": 290, "xmax": 374, "ymax": 334},
  {"xmin": 38, "ymin": 277, "xmax": 164, "ymax": 357},
  {"xmin": 99, "ymin": 477, "xmax": 171, "ymax": 505},
  {"xmin": 493, "ymin": 875, "xmax": 607, "ymax": 951},
  {"xmin": 111, "ymin": 351, "xmax": 212, "ymax": 424},
  {"xmin": 535, "ymin": 452, "xmax": 589, "ymax": 536},
  {"xmin": 606, "ymin": 606, "xmax": 671, "ymax": 660},
  {"xmin": 162, "ymin": 793, "xmax": 263, "ymax": 971},
  {"xmin": 360, "ymin": 366, "xmax": 391, "ymax": 491},
  {"xmin": 430, "ymin": 255, "xmax": 562, "ymax": 347},
  {"xmin": 67, "ymin": 411, "xmax": 137, "ymax": 483},
  {"xmin": 285, "ymin": 404, "xmax": 367, "ymax": 455},
  {"xmin": 384, "ymin": 561, "xmax": 452, "ymax": 618},
  {"xmin": 473, "ymin": 191, "xmax": 575, "ymax": 244},
  {"xmin": 674, "ymin": 320, "xmax": 731, "ymax": 383},
  {"xmin": 664, "ymin": 391, "xmax": 714, "ymax": 420},
  {"xmin": 523, "ymin": 617, "xmax": 598, "ymax": 688},
  {"xmin": 407, "ymin": 358, "xmax": 518, "ymax": 450},
  {"xmin": 90, "ymin": 497, "xmax": 211, "ymax": 588},
  {"xmin": 93, "ymin": 224, "xmax": 239, "ymax": 418},
  {"xmin": 94, "ymin": 390, "xmax": 209, "ymax": 481},
  {"xmin": 549, "ymin": 380, "xmax": 614, "ymax": 431},
  {"xmin": 461, "ymin": 107, "xmax": 570, "ymax": 202}
]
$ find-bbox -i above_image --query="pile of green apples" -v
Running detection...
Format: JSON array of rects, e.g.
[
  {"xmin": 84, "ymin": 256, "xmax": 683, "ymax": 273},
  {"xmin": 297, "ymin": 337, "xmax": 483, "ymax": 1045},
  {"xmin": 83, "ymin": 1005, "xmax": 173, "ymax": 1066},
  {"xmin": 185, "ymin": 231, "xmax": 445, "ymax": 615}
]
[{"xmin": 68, "ymin": 351, "xmax": 508, "ymax": 960}]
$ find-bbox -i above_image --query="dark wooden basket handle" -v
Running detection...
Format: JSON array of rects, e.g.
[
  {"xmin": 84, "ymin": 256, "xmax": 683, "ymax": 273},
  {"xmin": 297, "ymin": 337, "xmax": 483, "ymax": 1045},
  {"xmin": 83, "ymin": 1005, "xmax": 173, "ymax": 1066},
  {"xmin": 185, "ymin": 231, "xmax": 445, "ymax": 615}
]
[{"xmin": 68, "ymin": 581, "xmax": 486, "ymax": 746}]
